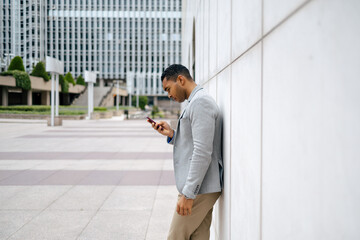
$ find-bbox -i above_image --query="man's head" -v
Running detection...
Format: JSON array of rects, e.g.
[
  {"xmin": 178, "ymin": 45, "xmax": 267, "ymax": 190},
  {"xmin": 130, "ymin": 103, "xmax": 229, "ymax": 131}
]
[{"xmin": 161, "ymin": 64, "xmax": 195, "ymax": 102}]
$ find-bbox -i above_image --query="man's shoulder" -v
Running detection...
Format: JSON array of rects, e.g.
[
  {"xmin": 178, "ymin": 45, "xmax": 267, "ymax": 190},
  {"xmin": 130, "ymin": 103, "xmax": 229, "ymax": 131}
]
[
  {"xmin": 188, "ymin": 90, "xmax": 219, "ymax": 115},
  {"xmin": 191, "ymin": 90, "xmax": 217, "ymax": 107}
]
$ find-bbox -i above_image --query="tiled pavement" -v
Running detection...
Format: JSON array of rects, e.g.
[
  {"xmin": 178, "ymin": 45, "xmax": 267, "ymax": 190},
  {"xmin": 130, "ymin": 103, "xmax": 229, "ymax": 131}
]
[{"xmin": 0, "ymin": 117, "xmax": 178, "ymax": 240}]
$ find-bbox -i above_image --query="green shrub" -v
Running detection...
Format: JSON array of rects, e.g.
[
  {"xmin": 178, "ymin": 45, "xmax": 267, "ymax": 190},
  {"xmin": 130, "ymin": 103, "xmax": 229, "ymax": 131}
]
[
  {"xmin": 0, "ymin": 65, "xmax": 30, "ymax": 90},
  {"xmin": 3, "ymin": 70, "xmax": 31, "ymax": 90},
  {"xmin": 156, "ymin": 111, "xmax": 165, "ymax": 118},
  {"xmin": 0, "ymin": 106, "xmax": 50, "ymax": 112},
  {"xmin": 76, "ymin": 74, "xmax": 85, "ymax": 85},
  {"xmin": 59, "ymin": 74, "xmax": 69, "ymax": 93},
  {"xmin": 0, "ymin": 71, "xmax": 14, "ymax": 76},
  {"xmin": 132, "ymin": 96, "xmax": 148, "ymax": 110},
  {"xmin": 7, "ymin": 56, "xmax": 25, "ymax": 71},
  {"xmin": 30, "ymin": 61, "xmax": 49, "ymax": 81},
  {"xmin": 0, "ymin": 110, "xmax": 50, "ymax": 115},
  {"xmin": 151, "ymin": 105, "xmax": 159, "ymax": 118},
  {"xmin": 59, "ymin": 110, "xmax": 86, "ymax": 115},
  {"xmin": 64, "ymin": 72, "xmax": 76, "ymax": 86},
  {"xmin": 12, "ymin": 70, "xmax": 31, "ymax": 90},
  {"xmin": 94, "ymin": 107, "xmax": 107, "ymax": 112},
  {"xmin": 0, "ymin": 106, "xmax": 86, "ymax": 116}
]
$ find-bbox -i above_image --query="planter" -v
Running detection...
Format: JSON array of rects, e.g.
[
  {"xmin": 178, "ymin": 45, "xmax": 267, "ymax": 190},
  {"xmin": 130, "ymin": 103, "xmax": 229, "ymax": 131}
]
[
  {"xmin": 99, "ymin": 111, "xmax": 113, "ymax": 119},
  {"xmin": 0, "ymin": 113, "xmax": 48, "ymax": 120},
  {"xmin": 90, "ymin": 112, "xmax": 100, "ymax": 120},
  {"xmin": 112, "ymin": 110, "xmax": 124, "ymax": 116},
  {"xmin": 47, "ymin": 116, "xmax": 63, "ymax": 126}
]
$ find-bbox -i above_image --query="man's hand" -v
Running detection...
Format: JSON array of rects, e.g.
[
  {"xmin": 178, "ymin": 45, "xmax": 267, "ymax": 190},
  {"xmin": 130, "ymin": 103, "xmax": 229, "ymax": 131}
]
[
  {"xmin": 148, "ymin": 120, "xmax": 174, "ymax": 138},
  {"xmin": 176, "ymin": 195, "xmax": 194, "ymax": 216}
]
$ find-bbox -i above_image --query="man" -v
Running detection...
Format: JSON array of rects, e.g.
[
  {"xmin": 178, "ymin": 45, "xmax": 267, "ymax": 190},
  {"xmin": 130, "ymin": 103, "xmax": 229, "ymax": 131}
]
[{"xmin": 148, "ymin": 64, "xmax": 223, "ymax": 240}]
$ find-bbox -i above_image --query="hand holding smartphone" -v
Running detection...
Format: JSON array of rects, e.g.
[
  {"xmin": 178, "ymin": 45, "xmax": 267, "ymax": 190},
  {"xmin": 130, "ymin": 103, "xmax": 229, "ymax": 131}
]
[
  {"xmin": 147, "ymin": 117, "xmax": 174, "ymax": 138},
  {"xmin": 147, "ymin": 117, "xmax": 163, "ymax": 130}
]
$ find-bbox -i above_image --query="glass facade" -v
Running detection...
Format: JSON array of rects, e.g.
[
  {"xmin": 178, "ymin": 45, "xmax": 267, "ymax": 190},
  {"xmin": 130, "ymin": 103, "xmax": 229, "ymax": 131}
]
[
  {"xmin": 1, "ymin": 0, "xmax": 182, "ymax": 96},
  {"xmin": 1, "ymin": 0, "xmax": 48, "ymax": 71}
]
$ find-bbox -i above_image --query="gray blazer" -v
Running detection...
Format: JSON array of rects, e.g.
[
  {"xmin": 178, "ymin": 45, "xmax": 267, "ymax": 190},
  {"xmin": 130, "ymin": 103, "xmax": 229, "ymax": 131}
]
[{"xmin": 168, "ymin": 86, "xmax": 223, "ymax": 199}]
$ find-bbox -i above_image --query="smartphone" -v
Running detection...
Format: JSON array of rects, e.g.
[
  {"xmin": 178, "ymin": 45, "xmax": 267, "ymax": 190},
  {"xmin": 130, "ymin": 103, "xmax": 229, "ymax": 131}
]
[{"xmin": 146, "ymin": 117, "xmax": 156, "ymax": 124}]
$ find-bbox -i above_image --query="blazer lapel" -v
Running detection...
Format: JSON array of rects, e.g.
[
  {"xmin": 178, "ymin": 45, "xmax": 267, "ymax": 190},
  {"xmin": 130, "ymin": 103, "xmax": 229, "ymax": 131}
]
[{"xmin": 179, "ymin": 108, "xmax": 186, "ymax": 119}]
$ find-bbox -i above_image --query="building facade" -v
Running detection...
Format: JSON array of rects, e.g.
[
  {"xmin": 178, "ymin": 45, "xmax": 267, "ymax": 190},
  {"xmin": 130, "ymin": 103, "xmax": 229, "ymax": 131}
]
[
  {"xmin": 182, "ymin": 0, "xmax": 360, "ymax": 239},
  {"xmin": 1, "ymin": 0, "xmax": 48, "ymax": 71},
  {"xmin": 1, "ymin": 0, "xmax": 182, "ymax": 96}
]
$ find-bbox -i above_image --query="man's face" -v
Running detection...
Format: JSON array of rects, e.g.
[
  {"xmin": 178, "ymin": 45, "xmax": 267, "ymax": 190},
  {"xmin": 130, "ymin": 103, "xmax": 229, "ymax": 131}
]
[{"xmin": 162, "ymin": 76, "xmax": 186, "ymax": 103}]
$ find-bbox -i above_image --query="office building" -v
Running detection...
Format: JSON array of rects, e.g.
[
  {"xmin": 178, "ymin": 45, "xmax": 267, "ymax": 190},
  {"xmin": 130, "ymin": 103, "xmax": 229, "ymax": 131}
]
[
  {"xmin": 1, "ymin": 0, "xmax": 182, "ymax": 96},
  {"xmin": 1, "ymin": 0, "xmax": 47, "ymax": 71}
]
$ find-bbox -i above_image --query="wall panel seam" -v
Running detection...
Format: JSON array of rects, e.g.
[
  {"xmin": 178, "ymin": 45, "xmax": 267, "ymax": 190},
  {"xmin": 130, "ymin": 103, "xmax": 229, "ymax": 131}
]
[
  {"xmin": 260, "ymin": 0, "xmax": 264, "ymax": 238},
  {"xmin": 229, "ymin": 0, "xmax": 232, "ymax": 238}
]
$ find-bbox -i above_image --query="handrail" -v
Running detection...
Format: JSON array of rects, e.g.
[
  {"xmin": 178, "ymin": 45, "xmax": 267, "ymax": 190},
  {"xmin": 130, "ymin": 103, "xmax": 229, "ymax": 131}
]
[
  {"xmin": 99, "ymin": 85, "xmax": 114, "ymax": 107},
  {"xmin": 70, "ymin": 85, "xmax": 88, "ymax": 105}
]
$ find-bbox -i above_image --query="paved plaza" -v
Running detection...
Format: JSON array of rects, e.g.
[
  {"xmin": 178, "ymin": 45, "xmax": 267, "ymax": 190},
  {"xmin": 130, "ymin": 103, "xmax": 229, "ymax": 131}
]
[{"xmin": 0, "ymin": 117, "xmax": 178, "ymax": 240}]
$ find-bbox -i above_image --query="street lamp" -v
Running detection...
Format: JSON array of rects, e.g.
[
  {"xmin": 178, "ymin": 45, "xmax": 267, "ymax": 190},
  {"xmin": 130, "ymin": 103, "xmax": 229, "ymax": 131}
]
[{"xmin": 46, "ymin": 56, "xmax": 64, "ymax": 127}]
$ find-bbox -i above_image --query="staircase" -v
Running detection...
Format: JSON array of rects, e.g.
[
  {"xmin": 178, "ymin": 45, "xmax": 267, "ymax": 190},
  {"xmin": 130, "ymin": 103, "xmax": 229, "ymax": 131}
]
[
  {"xmin": 71, "ymin": 88, "xmax": 88, "ymax": 106},
  {"xmin": 72, "ymin": 86, "xmax": 113, "ymax": 107},
  {"xmin": 97, "ymin": 86, "xmax": 114, "ymax": 107}
]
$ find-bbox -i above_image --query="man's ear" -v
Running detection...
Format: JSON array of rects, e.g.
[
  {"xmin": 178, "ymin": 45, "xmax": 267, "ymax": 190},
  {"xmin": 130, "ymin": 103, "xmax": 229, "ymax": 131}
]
[{"xmin": 178, "ymin": 75, "xmax": 186, "ymax": 86}]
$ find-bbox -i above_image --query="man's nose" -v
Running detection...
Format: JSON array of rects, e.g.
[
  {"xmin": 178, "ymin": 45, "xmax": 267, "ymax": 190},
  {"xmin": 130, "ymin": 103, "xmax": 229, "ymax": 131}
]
[{"xmin": 168, "ymin": 93, "xmax": 172, "ymax": 99}]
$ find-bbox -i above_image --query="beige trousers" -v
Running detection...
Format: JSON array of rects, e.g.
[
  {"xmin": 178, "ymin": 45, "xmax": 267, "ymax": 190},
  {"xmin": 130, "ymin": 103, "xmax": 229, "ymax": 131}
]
[{"xmin": 167, "ymin": 192, "xmax": 221, "ymax": 240}]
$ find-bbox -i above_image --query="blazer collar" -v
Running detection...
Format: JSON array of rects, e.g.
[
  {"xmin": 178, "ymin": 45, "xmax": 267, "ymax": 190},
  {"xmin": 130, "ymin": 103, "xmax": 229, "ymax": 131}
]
[
  {"xmin": 178, "ymin": 85, "xmax": 203, "ymax": 119},
  {"xmin": 187, "ymin": 85, "xmax": 203, "ymax": 103}
]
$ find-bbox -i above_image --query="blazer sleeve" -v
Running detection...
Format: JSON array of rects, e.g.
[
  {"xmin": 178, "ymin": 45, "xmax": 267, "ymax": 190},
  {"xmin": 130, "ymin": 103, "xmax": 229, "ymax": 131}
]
[
  {"xmin": 182, "ymin": 97, "xmax": 217, "ymax": 199},
  {"xmin": 167, "ymin": 130, "xmax": 176, "ymax": 145}
]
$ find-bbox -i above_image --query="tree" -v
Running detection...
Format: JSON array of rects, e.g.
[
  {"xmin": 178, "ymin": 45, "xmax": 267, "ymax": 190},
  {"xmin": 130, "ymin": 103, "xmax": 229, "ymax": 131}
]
[
  {"xmin": 1, "ymin": 56, "xmax": 30, "ymax": 90},
  {"xmin": 64, "ymin": 72, "xmax": 76, "ymax": 86},
  {"xmin": 132, "ymin": 95, "xmax": 148, "ymax": 110},
  {"xmin": 76, "ymin": 74, "xmax": 85, "ymax": 85},
  {"xmin": 59, "ymin": 74, "xmax": 69, "ymax": 93},
  {"xmin": 12, "ymin": 70, "xmax": 31, "ymax": 90},
  {"xmin": 7, "ymin": 56, "xmax": 25, "ymax": 72},
  {"xmin": 30, "ymin": 61, "xmax": 49, "ymax": 81}
]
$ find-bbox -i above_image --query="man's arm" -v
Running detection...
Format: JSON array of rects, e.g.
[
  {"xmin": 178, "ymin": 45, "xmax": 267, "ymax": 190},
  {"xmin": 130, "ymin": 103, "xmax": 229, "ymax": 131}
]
[{"xmin": 149, "ymin": 120, "xmax": 175, "ymax": 145}]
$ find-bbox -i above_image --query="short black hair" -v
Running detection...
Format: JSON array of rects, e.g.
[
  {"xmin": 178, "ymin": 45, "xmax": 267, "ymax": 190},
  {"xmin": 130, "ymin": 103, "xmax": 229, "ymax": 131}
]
[{"xmin": 161, "ymin": 64, "xmax": 192, "ymax": 82}]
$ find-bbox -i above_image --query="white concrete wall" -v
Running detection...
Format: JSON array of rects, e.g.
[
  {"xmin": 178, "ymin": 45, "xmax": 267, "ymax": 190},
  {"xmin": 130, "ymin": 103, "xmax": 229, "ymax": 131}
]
[{"xmin": 182, "ymin": 0, "xmax": 360, "ymax": 239}]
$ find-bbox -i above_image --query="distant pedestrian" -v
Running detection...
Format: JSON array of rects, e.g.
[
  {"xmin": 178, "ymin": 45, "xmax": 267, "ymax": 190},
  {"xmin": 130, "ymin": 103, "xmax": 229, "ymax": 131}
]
[{"xmin": 148, "ymin": 64, "xmax": 223, "ymax": 240}]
